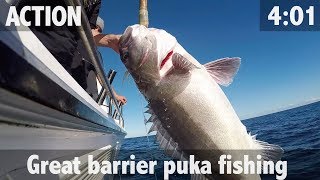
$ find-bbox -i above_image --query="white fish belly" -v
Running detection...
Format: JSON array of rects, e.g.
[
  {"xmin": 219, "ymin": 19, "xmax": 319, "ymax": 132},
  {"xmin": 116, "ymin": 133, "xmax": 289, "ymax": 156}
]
[
  {"xmin": 149, "ymin": 69, "xmax": 261, "ymax": 179},
  {"xmin": 152, "ymin": 68, "xmax": 255, "ymax": 151}
]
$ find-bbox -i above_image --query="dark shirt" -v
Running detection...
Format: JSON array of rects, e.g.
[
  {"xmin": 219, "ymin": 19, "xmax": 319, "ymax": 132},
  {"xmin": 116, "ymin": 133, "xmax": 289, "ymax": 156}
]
[
  {"xmin": 16, "ymin": 0, "xmax": 101, "ymax": 72},
  {"xmin": 84, "ymin": 0, "xmax": 102, "ymax": 29}
]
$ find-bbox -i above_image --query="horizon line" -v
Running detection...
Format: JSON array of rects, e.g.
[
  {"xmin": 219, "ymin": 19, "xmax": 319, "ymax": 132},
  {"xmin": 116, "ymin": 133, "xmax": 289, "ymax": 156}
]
[{"xmin": 240, "ymin": 98, "xmax": 320, "ymax": 121}]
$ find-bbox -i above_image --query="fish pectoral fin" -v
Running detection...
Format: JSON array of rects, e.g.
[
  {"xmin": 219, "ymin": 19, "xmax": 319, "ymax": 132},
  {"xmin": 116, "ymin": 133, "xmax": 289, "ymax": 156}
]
[
  {"xmin": 204, "ymin": 57, "xmax": 241, "ymax": 86},
  {"xmin": 172, "ymin": 53, "xmax": 199, "ymax": 72}
]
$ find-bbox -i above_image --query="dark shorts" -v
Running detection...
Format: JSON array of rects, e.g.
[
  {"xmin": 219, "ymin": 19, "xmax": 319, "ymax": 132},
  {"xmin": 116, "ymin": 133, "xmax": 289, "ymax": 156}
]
[{"xmin": 71, "ymin": 42, "xmax": 98, "ymax": 101}]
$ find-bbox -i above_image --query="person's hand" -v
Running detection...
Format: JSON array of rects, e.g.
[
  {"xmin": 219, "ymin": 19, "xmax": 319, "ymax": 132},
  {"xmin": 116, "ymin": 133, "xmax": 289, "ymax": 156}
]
[{"xmin": 115, "ymin": 94, "xmax": 127, "ymax": 105}]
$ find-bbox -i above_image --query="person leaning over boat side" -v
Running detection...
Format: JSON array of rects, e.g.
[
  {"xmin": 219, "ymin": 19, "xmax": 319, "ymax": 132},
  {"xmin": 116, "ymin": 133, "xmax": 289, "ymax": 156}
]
[
  {"xmin": 16, "ymin": 0, "xmax": 127, "ymax": 104},
  {"xmin": 71, "ymin": 0, "xmax": 127, "ymax": 104},
  {"xmin": 94, "ymin": 17, "xmax": 127, "ymax": 105},
  {"xmin": 72, "ymin": 16, "xmax": 127, "ymax": 105}
]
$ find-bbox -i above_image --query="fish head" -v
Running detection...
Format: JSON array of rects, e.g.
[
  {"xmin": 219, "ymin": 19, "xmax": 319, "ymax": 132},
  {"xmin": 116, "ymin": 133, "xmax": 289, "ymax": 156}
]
[{"xmin": 119, "ymin": 24, "xmax": 178, "ymax": 91}]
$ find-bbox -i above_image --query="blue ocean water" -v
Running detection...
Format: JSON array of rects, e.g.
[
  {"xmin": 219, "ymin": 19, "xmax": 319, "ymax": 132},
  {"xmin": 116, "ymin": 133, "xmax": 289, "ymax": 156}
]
[{"xmin": 114, "ymin": 101, "xmax": 320, "ymax": 180}]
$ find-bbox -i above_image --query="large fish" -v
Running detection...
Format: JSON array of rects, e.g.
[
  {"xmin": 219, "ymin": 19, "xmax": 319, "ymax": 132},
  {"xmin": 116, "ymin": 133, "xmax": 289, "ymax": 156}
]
[{"xmin": 119, "ymin": 25, "xmax": 283, "ymax": 180}]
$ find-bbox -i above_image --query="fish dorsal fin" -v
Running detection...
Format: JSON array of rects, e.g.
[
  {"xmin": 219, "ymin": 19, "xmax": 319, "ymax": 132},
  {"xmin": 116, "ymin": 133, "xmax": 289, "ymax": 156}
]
[
  {"xmin": 172, "ymin": 53, "xmax": 199, "ymax": 71},
  {"xmin": 144, "ymin": 114, "xmax": 157, "ymax": 124},
  {"xmin": 156, "ymin": 128, "xmax": 183, "ymax": 159},
  {"xmin": 204, "ymin": 57, "xmax": 241, "ymax": 86},
  {"xmin": 149, "ymin": 113, "xmax": 187, "ymax": 161},
  {"xmin": 148, "ymin": 119, "xmax": 160, "ymax": 133},
  {"xmin": 144, "ymin": 108, "xmax": 154, "ymax": 114}
]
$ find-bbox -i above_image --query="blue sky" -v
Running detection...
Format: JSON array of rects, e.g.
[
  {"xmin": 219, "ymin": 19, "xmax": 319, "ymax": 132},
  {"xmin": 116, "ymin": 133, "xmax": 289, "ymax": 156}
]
[{"xmin": 97, "ymin": 0, "xmax": 320, "ymax": 137}]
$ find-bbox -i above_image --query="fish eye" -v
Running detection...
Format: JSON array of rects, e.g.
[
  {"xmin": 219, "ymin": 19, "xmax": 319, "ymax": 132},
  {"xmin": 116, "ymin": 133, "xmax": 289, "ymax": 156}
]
[{"xmin": 120, "ymin": 50, "xmax": 129, "ymax": 63}]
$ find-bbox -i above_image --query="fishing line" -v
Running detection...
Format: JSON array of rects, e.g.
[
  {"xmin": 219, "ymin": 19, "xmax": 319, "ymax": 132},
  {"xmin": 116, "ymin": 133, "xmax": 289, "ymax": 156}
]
[
  {"xmin": 122, "ymin": 70, "xmax": 132, "ymax": 86},
  {"xmin": 137, "ymin": 90, "xmax": 158, "ymax": 180}
]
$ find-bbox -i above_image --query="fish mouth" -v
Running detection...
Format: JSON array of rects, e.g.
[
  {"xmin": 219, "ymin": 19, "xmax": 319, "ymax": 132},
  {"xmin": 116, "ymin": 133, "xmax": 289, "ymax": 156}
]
[{"xmin": 159, "ymin": 50, "xmax": 174, "ymax": 77}]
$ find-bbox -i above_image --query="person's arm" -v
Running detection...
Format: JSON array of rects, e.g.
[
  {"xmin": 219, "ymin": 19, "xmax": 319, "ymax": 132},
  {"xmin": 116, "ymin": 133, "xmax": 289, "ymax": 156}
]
[
  {"xmin": 92, "ymin": 33, "xmax": 121, "ymax": 54},
  {"xmin": 85, "ymin": 0, "xmax": 121, "ymax": 53},
  {"xmin": 112, "ymin": 88, "xmax": 127, "ymax": 105}
]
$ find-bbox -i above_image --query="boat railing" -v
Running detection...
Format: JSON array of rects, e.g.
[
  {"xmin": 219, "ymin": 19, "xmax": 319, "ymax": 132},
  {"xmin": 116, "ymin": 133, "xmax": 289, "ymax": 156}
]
[{"xmin": 63, "ymin": 0, "xmax": 124, "ymax": 128}]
